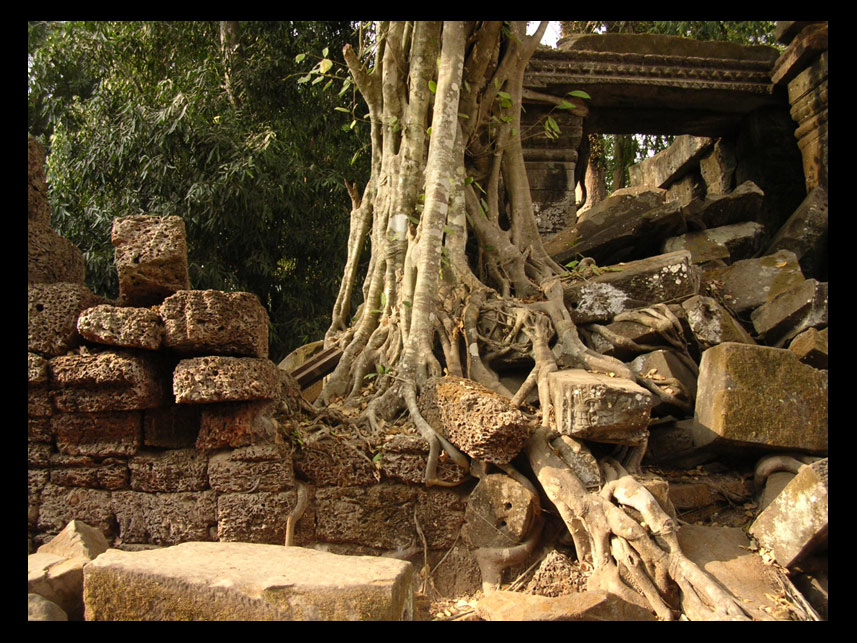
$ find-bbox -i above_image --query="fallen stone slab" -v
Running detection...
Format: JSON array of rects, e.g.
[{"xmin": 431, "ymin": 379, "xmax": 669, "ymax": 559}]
[
  {"xmin": 160, "ymin": 289, "xmax": 270, "ymax": 358},
  {"xmin": 173, "ymin": 356, "xmax": 282, "ymax": 404},
  {"xmin": 562, "ymin": 250, "xmax": 699, "ymax": 324},
  {"xmin": 475, "ymin": 589, "xmax": 656, "ymax": 621},
  {"xmin": 750, "ymin": 458, "xmax": 828, "ymax": 569},
  {"xmin": 700, "ymin": 249, "xmax": 806, "ymax": 314},
  {"xmin": 663, "ymin": 221, "xmax": 765, "ymax": 264},
  {"xmin": 77, "ymin": 304, "xmax": 165, "ymax": 350},
  {"xmin": 694, "ymin": 343, "xmax": 827, "ymax": 454},
  {"xmin": 83, "ymin": 542, "xmax": 416, "ymax": 621},
  {"xmin": 681, "ymin": 295, "xmax": 756, "ymax": 350},
  {"xmin": 765, "ymin": 186, "xmax": 827, "ymax": 280},
  {"xmin": 699, "ymin": 138, "xmax": 737, "ymax": 195},
  {"xmin": 629, "ymin": 349, "xmax": 698, "ymax": 412},
  {"xmin": 28, "ymin": 593, "xmax": 69, "ymax": 621},
  {"xmin": 50, "ymin": 351, "xmax": 166, "ymax": 413},
  {"xmin": 629, "ymin": 134, "xmax": 712, "ymax": 189},
  {"xmin": 788, "ymin": 327, "xmax": 828, "ymax": 370},
  {"xmin": 751, "ymin": 278, "xmax": 827, "ymax": 347},
  {"xmin": 112, "ymin": 215, "xmax": 191, "ymax": 306},
  {"xmin": 418, "ymin": 376, "xmax": 531, "ymax": 464},
  {"xmin": 687, "ymin": 180, "xmax": 765, "ymax": 229},
  {"xmin": 548, "ymin": 369, "xmax": 653, "ymax": 446}
]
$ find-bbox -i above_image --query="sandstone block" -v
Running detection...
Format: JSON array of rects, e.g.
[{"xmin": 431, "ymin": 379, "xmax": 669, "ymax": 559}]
[
  {"xmin": 681, "ymin": 295, "xmax": 756, "ymax": 350},
  {"xmin": 750, "ymin": 458, "xmax": 828, "ymax": 569},
  {"xmin": 28, "ymin": 282, "xmax": 103, "ymax": 356},
  {"xmin": 28, "ymin": 593, "xmax": 69, "ymax": 621},
  {"xmin": 663, "ymin": 221, "xmax": 765, "ymax": 264},
  {"xmin": 77, "ymin": 304, "xmax": 165, "ymax": 350},
  {"xmin": 582, "ymin": 303, "xmax": 690, "ymax": 361},
  {"xmin": 208, "ymin": 445, "xmax": 295, "ymax": 492},
  {"xmin": 53, "ymin": 412, "xmax": 142, "ymax": 458},
  {"xmin": 38, "ymin": 519, "xmax": 110, "ymax": 561},
  {"xmin": 689, "ymin": 180, "xmax": 765, "ymax": 229},
  {"xmin": 215, "ymin": 490, "xmax": 298, "ymax": 544},
  {"xmin": 462, "ymin": 474, "xmax": 538, "ymax": 549},
  {"xmin": 665, "ymin": 172, "xmax": 705, "ymax": 207},
  {"xmin": 694, "ymin": 342, "xmax": 827, "ymax": 454},
  {"xmin": 701, "ymin": 249, "xmax": 806, "ymax": 314},
  {"xmin": 788, "ymin": 327, "xmax": 827, "ymax": 370},
  {"xmin": 112, "ymin": 215, "xmax": 190, "ymax": 306},
  {"xmin": 379, "ymin": 434, "xmax": 469, "ymax": 486},
  {"xmin": 418, "ymin": 376, "xmax": 531, "ymax": 464},
  {"xmin": 548, "ymin": 370, "xmax": 654, "ymax": 445},
  {"xmin": 765, "ymin": 186, "xmax": 827, "ymax": 280},
  {"xmin": 50, "ymin": 351, "xmax": 165, "ymax": 412},
  {"xmin": 476, "ymin": 589, "xmax": 656, "ymax": 621},
  {"xmin": 548, "ymin": 434, "xmax": 602, "ymax": 490},
  {"xmin": 112, "ymin": 490, "xmax": 217, "ymax": 546},
  {"xmin": 629, "ymin": 348, "xmax": 698, "ymax": 411},
  {"xmin": 771, "ymin": 22, "xmax": 827, "ymax": 85},
  {"xmin": 129, "ymin": 448, "xmax": 209, "ymax": 492},
  {"xmin": 28, "ymin": 218, "xmax": 86, "ymax": 285},
  {"xmin": 173, "ymin": 356, "xmax": 281, "ymax": 404},
  {"xmin": 28, "ymin": 552, "xmax": 86, "ymax": 620},
  {"xmin": 751, "ymin": 278, "xmax": 827, "ymax": 346},
  {"xmin": 161, "ymin": 289, "xmax": 269, "ymax": 358},
  {"xmin": 37, "ymin": 484, "xmax": 116, "ymax": 541},
  {"xmin": 83, "ymin": 542, "xmax": 416, "ymax": 620},
  {"xmin": 562, "ymin": 251, "xmax": 699, "ymax": 324},
  {"xmin": 699, "ymin": 137, "xmax": 737, "ymax": 195},
  {"xmin": 629, "ymin": 134, "xmax": 712, "ymax": 189}
]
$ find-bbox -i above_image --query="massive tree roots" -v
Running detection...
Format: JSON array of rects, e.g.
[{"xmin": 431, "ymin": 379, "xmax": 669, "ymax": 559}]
[{"xmin": 298, "ymin": 20, "xmax": 758, "ymax": 619}]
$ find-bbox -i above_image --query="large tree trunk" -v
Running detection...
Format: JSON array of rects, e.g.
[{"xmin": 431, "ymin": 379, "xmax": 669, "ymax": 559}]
[{"xmin": 308, "ymin": 20, "xmax": 750, "ymax": 620}]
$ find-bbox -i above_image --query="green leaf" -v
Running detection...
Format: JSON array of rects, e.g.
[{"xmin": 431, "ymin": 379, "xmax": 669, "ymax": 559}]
[
  {"xmin": 380, "ymin": 291, "xmax": 387, "ymax": 307},
  {"xmin": 319, "ymin": 58, "xmax": 333, "ymax": 74},
  {"xmin": 557, "ymin": 100, "xmax": 575, "ymax": 110},
  {"xmin": 567, "ymin": 90, "xmax": 591, "ymax": 100},
  {"xmin": 428, "ymin": 80, "xmax": 437, "ymax": 93},
  {"xmin": 294, "ymin": 53, "xmax": 306, "ymax": 63},
  {"xmin": 322, "ymin": 46, "xmax": 329, "ymax": 57},
  {"xmin": 372, "ymin": 452, "xmax": 382, "ymax": 463},
  {"xmin": 334, "ymin": 106, "xmax": 351, "ymax": 113}
]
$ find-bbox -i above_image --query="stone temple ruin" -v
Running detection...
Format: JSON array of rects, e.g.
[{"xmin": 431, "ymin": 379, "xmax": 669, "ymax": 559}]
[{"xmin": 28, "ymin": 22, "xmax": 827, "ymax": 621}]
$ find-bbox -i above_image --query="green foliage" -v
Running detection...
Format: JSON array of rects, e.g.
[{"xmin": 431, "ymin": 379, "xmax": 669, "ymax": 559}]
[{"xmin": 29, "ymin": 21, "xmax": 370, "ymax": 361}]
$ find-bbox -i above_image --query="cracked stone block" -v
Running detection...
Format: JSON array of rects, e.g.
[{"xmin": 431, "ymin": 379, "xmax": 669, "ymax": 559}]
[
  {"xmin": 53, "ymin": 412, "xmax": 142, "ymax": 458},
  {"xmin": 562, "ymin": 250, "xmax": 699, "ymax": 324},
  {"xmin": 28, "ymin": 283, "xmax": 103, "ymax": 356},
  {"xmin": 751, "ymin": 278, "xmax": 827, "ymax": 347},
  {"xmin": 694, "ymin": 342, "xmax": 827, "ymax": 454},
  {"xmin": 112, "ymin": 490, "xmax": 217, "ymax": 546},
  {"xmin": 173, "ymin": 356, "xmax": 281, "ymax": 404},
  {"xmin": 788, "ymin": 327, "xmax": 827, "ymax": 370},
  {"xmin": 681, "ymin": 295, "xmax": 756, "ymax": 350},
  {"xmin": 379, "ymin": 434, "xmax": 469, "ymax": 486},
  {"xmin": 215, "ymin": 490, "xmax": 298, "ymax": 544},
  {"xmin": 699, "ymin": 138, "xmax": 737, "ymax": 195},
  {"xmin": 700, "ymin": 249, "xmax": 805, "ymax": 314},
  {"xmin": 28, "ymin": 218, "xmax": 86, "ymax": 285},
  {"xmin": 112, "ymin": 215, "xmax": 190, "ymax": 306},
  {"xmin": 548, "ymin": 370, "xmax": 654, "ymax": 446},
  {"xmin": 418, "ymin": 376, "xmax": 532, "ymax": 464},
  {"xmin": 462, "ymin": 473, "xmax": 538, "ymax": 549},
  {"xmin": 207, "ymin": 444, "xmax": 295, "ymax": 493},
  {"xmin": 129, "ymin": 448, "xmax": 209, "ymax": 493},
  {"xmin": 765, "ymin": 186, "xmax": 827, "ymax": 280},
  {"xmin": 160, "ymin": 289, "xmax": 269, "ymax": 358},
  {"xmin": 77, "ymin": 305, "xmax": 165, "ymax": 350},
  {"xmin": 50, "ymin": 351, "xmax": 166, "ymax": 412},
  {"xmin": 750, "ymin": 458, "xmax": 828, "ymax": 568}
]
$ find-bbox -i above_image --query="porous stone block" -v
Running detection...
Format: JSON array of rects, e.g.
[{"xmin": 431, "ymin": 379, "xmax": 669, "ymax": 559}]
[
  {"xmin": 215, "ymin": 490, "xmax": 298, "ymax": 544},
  {"xmin": 293, "ymin": 434, "xmax": 378, "ymax": 487},
  {"xmin": 112, "ymin": 215, "xmax": 190, "ymax": 306},
  {"xmin": 52, "ymin": 412, "xmax": 142, "ymax": 458},
  {"xmin": 129, "ymin": 448, "xmax": 209, "ymax": 492},
  {"xmin": 562, "ymin": 251, "xmax": 699, "ymax": 324},
  {"xmin": 28, "ymin": 135, "xmax": 50, "ymax": 225},
  {"xmin": 694, "ymin": 342, "xmax": 827, "ymax": 454},
  {"xmin": 788, "ymin": 327, "xmax": 827, "ymax": 370},
  {"xmin": 173, "ymin": 356, "xmax": 281, "ymax": 404},
  {"xmin": 112, "ymin": 490, "xmax": 217, "ymax": 546},
  {"xmin": 751, "ymin": 278, "xmax": 827, "ymax": 347},
  {"xmin": 28, "ymin": 283, "xmax": 103, "ymax": 356},
  {"xmin": 750, "ymin": 458, "xmax": 828, "ymax": 568},
  {"xmin": 548, "ymin": 370, "xmax": 654, "ymax": 445},
  {"xmin": 28, "ymin": 218, "xmax": 86, "ymax": 285},
  {"xmin": 83, "ymin": 542, "xmax": 416, "ymax": 621},
  {"xmin": 37, "ymin": 484, "xmax": 116, "ymax": 541},
  {"xmin": 417, "ymin": 376, "xmax": 531, "ymax": 464},
  {"xmin": 681, "ymin": 295, "xmax": 756, "ymax": 350},
  {"xmin": 462, "ymin": 474, "xmax": 538, "ymax": 549},
  {"xmin": 160, "ymin": 289, "xmax": 269, "ymax": 358},
  {"xmin": 50, "ymin": 351, "xmax": 165, "ymax": 412},
  {"xmin": 379, "ymin": 434, "xmax": 469, "ymax": 486},
  {"xmin": 701, "ymin": 249, "xmax": 806, "ymax": 314},
  {"xmin": 208, "ymin": 444, "xmax": 295, "ymax": 492},
  {"xmin": 77, "ymin": 304, "xmax": 165, "ymax": 350},
  {"xmin": 49, "ymin": 454, "xmax": 129, "ymax": 490},
  {"xmin": 142, "ymin": 404, "xmax": 201, "ymax": 448},
  {"xmin": 196, "ymin": 400, "xmax": 276, "ymax": 449}
]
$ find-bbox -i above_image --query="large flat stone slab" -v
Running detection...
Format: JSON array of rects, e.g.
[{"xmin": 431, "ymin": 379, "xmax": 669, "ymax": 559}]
[{"xmin": 83, "ymin": 542, "xmax": 416, "ymax": 621}]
